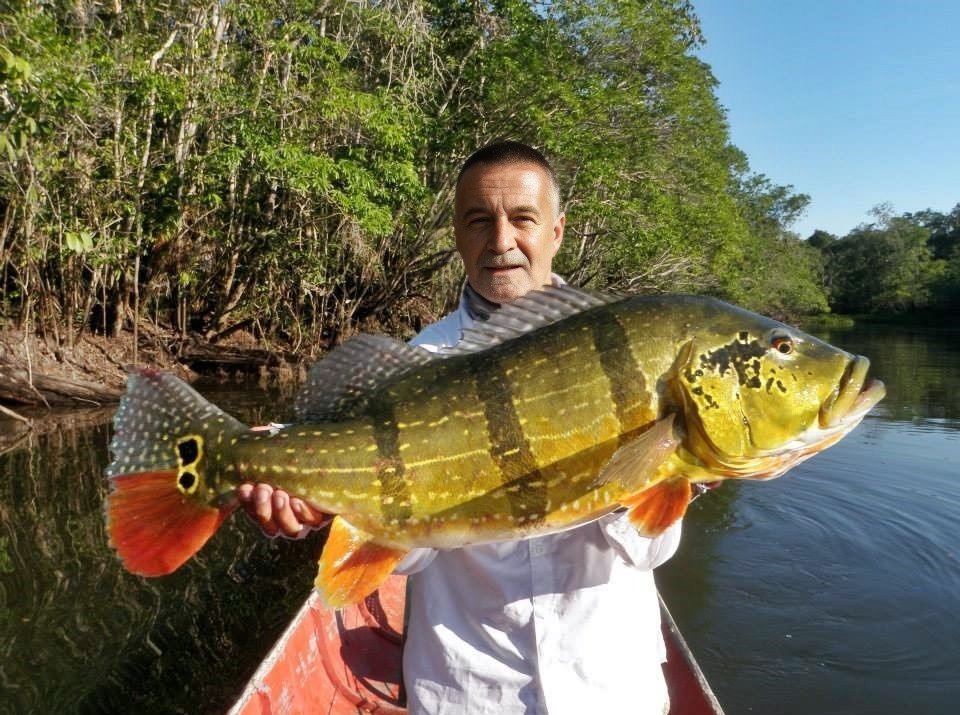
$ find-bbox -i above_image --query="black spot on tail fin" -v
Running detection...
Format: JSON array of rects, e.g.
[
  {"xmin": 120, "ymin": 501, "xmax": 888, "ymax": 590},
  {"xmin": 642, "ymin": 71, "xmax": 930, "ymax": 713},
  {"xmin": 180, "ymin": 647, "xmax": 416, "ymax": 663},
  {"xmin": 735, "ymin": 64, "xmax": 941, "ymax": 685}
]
[{"xmin": 107, "ymin": 366, "xmax": 247, "ymax": 479}]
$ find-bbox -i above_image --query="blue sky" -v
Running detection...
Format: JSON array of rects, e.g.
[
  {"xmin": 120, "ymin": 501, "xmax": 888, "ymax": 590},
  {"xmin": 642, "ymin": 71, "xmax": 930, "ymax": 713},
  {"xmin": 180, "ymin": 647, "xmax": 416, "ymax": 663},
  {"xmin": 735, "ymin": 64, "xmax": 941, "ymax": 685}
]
[{"xmin": 693, "ymin": 1, "xmax": 960, "ymax": 238}]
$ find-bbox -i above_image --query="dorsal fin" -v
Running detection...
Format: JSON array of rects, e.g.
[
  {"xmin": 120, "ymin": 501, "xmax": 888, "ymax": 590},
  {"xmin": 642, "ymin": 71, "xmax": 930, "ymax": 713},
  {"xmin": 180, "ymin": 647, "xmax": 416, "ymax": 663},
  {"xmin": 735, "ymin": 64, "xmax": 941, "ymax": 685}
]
[
  {"xmin": 442, "ymin": 285, "xmax": 621, "ymax": 355},
  {"xmin": 294, "ymin": 334, "xmax": 436, "ymax": 422}
]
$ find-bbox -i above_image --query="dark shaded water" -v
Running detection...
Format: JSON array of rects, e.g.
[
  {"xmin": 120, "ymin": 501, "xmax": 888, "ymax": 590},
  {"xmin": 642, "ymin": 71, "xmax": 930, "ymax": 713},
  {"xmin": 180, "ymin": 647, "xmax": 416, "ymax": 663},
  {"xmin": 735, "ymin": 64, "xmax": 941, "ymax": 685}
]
[
  {"xmin": 0, "ymin": 324, "xmax": 957, "ymax": 713},
  {"xmin": 0, "ymin": 384, "xmax": 320, "ymax": 714}
]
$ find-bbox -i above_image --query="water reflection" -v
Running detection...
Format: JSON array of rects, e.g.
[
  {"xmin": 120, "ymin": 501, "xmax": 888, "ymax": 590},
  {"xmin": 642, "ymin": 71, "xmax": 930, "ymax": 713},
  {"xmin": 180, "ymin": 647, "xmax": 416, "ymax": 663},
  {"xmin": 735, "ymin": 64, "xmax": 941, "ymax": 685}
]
[
  {"xmin": 0, "ymin": 387, "xmax": 318, "ymax": 714},
  {"xmin": 816, "ymin": 324, "xmax": 960, "ymax": 428}
]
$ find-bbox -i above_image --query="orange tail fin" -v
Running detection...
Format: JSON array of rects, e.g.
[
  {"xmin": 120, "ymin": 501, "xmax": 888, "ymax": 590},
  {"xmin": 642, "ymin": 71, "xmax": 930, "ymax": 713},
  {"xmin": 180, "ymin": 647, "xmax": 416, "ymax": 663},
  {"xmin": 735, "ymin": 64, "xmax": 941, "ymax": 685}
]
[
  {"xmin": 106, "ymin": 366, "xmax": 248, "ymax": 576},
  {"xmin": 107, "ymin": 470, "xmax": 237, "ymax": 576}
]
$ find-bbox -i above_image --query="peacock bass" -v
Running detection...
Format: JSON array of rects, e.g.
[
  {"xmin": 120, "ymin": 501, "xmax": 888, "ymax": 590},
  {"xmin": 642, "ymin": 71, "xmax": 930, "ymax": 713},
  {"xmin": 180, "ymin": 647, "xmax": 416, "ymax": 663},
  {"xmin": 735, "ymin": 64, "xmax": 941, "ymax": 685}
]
[{"xmin": 105, "ymin": 287, "xmax": 885, "ymax": 607}]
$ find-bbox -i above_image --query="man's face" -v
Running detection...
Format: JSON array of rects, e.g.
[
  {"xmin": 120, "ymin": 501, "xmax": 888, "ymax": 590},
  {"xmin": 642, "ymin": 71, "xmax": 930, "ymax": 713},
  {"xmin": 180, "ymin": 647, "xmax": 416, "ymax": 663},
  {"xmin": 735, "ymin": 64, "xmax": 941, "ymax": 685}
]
[{"xmin": 454, "ymin": 161, "xmax": 565, "ymax": 304}]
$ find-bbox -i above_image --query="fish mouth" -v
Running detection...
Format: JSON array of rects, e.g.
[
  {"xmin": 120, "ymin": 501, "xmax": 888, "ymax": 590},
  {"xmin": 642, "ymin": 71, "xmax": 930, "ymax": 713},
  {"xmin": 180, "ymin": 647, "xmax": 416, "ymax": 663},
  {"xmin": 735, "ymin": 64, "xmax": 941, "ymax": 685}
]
[
  {"xmin": 819, "ymin": 356, "xmax": 886, "ymax": 429},
  {"xmin": 764, "ymin": 355, "xmax": 884, "ymax": 468}
]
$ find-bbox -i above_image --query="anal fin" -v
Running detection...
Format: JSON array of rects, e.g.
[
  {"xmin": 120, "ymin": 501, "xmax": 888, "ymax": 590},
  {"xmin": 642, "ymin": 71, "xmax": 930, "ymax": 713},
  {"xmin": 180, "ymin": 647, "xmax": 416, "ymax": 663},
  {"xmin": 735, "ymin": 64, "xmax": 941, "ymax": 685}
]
[
  {"xmin": 622, "ymin": 478, "xmax": 692, "ymax": 537},
  {"xmin": 315, "ymin": 516, "xmax": 406, "ymax": 608}
]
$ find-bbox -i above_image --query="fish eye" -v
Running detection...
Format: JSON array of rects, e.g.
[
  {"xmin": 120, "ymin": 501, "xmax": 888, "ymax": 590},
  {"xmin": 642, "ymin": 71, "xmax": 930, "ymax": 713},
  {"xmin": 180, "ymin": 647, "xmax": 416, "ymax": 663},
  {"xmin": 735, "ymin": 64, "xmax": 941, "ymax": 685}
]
[{"xmin": 771, "ymin": 335, "xmax": 794, "ymax": 355}]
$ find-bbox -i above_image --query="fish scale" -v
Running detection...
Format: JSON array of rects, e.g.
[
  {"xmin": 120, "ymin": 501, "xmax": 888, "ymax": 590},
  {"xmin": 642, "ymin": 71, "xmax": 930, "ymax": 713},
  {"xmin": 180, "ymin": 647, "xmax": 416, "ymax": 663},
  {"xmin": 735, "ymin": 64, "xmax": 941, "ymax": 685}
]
[{"xmin": 104, "ymin": 286, "xmax": 885, "ymax": 607}]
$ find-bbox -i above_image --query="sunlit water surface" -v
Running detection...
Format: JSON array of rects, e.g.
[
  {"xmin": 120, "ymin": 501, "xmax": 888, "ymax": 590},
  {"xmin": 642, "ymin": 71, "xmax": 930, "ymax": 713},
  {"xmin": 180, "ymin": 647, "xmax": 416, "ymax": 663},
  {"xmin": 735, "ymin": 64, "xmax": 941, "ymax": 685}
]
[{"xmin": 0, "ymin": 324, "xmax": 957, "ymax": 713}]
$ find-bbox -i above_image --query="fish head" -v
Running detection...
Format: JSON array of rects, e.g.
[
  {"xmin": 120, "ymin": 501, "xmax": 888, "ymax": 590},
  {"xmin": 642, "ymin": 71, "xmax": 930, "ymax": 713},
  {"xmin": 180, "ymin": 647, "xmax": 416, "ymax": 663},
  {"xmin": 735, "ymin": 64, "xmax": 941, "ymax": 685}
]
[{"xmin": 674, "ymin": 301, "xmax": 885, "ymax": 478}]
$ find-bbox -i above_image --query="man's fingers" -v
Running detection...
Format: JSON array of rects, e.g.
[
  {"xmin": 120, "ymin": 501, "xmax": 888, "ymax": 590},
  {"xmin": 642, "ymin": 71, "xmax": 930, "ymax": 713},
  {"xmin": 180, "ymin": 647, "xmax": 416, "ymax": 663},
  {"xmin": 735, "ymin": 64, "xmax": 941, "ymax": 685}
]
[
  {"xmin": 271, "ymin": 490, "xmax": 305, "ymax": 537},
  {"xmin": 290, "ymin": 498, "xmax": 331, "ymax": 528},
  {"xmin": 236, "ymin": 483, "xmax": 329, "ymax": 538},
  {"xmin": 240, "ymin": 483, "xmax": 280, "ymax": 537}
]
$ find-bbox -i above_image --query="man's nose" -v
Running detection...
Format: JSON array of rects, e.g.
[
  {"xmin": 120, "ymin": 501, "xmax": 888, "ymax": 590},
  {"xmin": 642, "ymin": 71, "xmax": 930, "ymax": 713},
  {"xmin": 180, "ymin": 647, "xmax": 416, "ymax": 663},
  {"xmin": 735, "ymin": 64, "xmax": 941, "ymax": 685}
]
[{"xmin": 487, "ymin": 216, "xmax": 518, "ymax": 253}]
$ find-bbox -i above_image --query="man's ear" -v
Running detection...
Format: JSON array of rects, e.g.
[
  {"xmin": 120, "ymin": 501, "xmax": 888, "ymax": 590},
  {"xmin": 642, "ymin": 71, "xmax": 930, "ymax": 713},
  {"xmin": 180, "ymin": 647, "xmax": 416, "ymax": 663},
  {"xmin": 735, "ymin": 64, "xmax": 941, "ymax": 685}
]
[{"xmin": 552, "ymin": 212, "xmax": 566, "ymax": 254}]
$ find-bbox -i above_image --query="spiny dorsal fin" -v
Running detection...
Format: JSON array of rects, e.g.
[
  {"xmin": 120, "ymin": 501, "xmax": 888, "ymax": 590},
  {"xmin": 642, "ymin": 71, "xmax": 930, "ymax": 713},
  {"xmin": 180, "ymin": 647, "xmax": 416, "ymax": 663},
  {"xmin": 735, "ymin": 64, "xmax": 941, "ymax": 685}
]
[
  {"xmin": 442, "ymin": 285, "xmax": 621, "ymax": 355},
  {"xmin": 294, "ymin": 334, "xmax": 436, "ymax": 422}
]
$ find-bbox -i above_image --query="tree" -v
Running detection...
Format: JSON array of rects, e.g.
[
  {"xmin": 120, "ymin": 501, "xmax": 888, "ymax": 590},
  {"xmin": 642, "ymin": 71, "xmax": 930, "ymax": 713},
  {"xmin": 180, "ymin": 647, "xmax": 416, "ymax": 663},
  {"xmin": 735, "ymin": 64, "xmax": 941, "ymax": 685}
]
[
  {"xmin": 719, "ymin": 170, "xmax": 827, "ymax": 316},
  {"xmin": 822, "ymin": 209, "xmax": 939, "ymax": 314},
  {"xmin": 1, "ymin": 0, "xmax": 850, "ymax": 355},
  {"xmin": 807, "ymin": 229, "xmax": 838, "ymax": 250}
]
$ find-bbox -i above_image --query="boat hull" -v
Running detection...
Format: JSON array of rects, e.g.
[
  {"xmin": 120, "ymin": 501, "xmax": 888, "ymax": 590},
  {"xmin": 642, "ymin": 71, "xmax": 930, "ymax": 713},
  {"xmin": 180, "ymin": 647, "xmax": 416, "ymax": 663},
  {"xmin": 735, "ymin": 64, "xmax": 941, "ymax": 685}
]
[{"xmin": 230, "ymin": 576, "xmax": 723, "ymax": 714}]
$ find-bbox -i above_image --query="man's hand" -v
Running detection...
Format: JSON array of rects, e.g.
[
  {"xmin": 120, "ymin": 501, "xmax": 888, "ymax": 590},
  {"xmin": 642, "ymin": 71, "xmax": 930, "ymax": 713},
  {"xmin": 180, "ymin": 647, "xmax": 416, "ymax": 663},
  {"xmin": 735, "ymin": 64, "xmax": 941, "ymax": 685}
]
[{"xmin": 237, "ymin": 483, "xmax": 332, "ymax": 538}]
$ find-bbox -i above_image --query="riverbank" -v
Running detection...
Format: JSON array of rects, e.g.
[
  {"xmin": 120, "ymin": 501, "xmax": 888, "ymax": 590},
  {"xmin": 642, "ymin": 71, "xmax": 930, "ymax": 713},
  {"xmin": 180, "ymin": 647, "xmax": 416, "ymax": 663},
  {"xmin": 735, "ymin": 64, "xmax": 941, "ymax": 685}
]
[
  {"xmin": 0, "ymin": 325, "xmax": 187, "ymax": 409},
  {"xmin": 0, "ymin": 323, "xmax": 308, "ymax": 417}
]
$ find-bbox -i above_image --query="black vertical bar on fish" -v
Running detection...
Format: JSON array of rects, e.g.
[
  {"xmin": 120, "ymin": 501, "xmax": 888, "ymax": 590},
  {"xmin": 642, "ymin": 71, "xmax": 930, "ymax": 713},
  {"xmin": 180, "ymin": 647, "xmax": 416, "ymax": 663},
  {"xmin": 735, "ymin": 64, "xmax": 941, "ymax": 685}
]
[
  {"xmin": 366, "ymin": 397, "xmax": 413, "ymax": 524},
  {"xmin": 474, "ymin": 354, "xmax": 548, "ymax": 524},
  {"xmin": 590, "ymin": 310, "xmax": 648, "ymax": 443}
]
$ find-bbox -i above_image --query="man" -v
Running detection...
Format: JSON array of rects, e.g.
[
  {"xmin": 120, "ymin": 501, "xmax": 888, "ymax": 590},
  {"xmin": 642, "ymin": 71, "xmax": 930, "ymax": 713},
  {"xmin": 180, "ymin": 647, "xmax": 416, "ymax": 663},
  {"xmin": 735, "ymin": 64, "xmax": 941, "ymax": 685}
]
[{"xmin": 239, "ymin": 141, "xmax": 681, "ymax": 714}]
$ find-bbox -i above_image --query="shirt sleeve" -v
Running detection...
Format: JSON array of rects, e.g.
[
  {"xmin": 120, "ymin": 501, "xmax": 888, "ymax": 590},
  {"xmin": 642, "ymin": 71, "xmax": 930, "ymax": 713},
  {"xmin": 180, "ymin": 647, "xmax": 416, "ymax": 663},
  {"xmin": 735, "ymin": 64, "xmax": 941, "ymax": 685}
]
[
  {"xmin": 393, "ymin": 547, "xmax": 440, "ymax": 575},
  {"xmin": 598, "ymin": 512, "xmax": 682, "ymax": 570}
]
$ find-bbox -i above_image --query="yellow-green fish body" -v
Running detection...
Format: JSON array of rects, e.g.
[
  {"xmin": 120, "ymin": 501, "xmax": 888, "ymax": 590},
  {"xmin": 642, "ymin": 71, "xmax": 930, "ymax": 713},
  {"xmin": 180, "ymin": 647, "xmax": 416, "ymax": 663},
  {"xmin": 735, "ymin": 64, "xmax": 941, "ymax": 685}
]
[{"xmin": 106, "ymin": 288, "xmax": 885, "ymax": 605}]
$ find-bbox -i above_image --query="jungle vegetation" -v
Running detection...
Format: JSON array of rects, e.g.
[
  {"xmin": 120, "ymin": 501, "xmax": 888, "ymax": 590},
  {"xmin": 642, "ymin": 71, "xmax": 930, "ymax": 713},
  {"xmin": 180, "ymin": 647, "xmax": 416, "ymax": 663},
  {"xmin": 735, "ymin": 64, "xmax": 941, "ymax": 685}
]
[{"xmin": 2, "ymin": 1, "xmax": 958, "ymax": 357}]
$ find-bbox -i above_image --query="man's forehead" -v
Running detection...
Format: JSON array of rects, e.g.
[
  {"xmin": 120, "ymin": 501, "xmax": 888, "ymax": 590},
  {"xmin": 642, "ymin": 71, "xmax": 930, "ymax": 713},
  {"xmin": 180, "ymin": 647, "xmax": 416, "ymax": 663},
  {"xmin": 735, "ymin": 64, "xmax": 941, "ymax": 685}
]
[
  {"xmin": 456, "ymin": 162, "xmax": 553, "ymax": 208},
  {"xmin": 458, "ymin": 159, "xmax": 550, "ymax": 184}
]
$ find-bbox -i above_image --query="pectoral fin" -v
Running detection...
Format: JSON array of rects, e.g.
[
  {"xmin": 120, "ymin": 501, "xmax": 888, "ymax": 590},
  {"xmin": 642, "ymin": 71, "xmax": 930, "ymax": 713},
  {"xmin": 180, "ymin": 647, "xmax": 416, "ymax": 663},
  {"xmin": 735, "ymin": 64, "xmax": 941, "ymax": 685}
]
[
  {"xmin": 622, "ymin": 478, "xmax": 692, "ymax": 537},
  {"xmin": 315, "ymin": 516, "xmax": 406, "ymax": 608},
  {"xmin": 593, "ymin": 415, "xmax": 679, "ymax": 492}
]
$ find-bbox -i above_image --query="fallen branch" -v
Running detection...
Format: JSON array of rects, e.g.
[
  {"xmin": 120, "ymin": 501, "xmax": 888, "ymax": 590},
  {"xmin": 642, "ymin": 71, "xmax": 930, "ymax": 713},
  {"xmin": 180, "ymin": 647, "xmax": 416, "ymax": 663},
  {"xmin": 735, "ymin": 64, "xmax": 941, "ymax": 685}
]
[
  {"xmin": 0, "ymin": 403, "xmax": 30, "ymax": 424},
  {"xmin": 0, "ymin": 356, "xmax": 123, "ymax": 406}
]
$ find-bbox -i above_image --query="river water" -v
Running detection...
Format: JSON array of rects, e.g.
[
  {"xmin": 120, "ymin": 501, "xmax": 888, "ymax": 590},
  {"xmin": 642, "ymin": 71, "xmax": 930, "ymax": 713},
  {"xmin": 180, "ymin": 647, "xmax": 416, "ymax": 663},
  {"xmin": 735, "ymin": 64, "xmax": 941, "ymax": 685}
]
[{"xmin": 0, "ymin": 323, "xmax": 957, "ymax": 713}]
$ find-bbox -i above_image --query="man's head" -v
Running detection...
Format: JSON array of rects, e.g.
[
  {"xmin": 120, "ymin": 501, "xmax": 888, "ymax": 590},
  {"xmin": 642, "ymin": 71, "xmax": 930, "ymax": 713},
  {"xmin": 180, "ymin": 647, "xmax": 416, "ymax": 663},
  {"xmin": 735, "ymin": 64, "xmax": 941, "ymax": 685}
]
[{"xmin": 454, "ymin": 141, "xmax": 565, "ymax": 304}]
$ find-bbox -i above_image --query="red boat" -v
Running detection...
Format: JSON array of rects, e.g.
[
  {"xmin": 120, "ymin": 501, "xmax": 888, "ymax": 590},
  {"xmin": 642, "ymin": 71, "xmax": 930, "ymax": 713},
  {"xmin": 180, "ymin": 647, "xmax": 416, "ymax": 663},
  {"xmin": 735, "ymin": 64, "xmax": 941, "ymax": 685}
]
[{"xmin": 230, "ymin": 574, "xmax": 724, "ymax": 715}]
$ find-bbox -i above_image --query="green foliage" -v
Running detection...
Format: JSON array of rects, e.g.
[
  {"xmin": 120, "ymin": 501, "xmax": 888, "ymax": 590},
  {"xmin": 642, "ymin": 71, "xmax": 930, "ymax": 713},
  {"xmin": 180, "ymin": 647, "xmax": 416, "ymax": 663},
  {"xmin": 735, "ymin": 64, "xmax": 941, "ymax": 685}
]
[
  {"xmin": 0, "ymin": 0, "xmax": 864, "ymax": 350},
  {"xmin": 717, "ymin": 170, "xmax": 826, "ymax": 316},
  {"xmin": 816, "ymin": 207, "xmax": 956, "ymax": 314}
]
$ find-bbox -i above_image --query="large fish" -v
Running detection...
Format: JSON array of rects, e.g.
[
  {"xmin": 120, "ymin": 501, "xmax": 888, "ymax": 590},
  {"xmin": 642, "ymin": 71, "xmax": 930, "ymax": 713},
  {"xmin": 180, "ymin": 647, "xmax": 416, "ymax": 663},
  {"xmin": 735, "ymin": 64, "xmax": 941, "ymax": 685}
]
[{"xmin": 105, "ymin": 287, "xmax": 884, "ymax": 606}]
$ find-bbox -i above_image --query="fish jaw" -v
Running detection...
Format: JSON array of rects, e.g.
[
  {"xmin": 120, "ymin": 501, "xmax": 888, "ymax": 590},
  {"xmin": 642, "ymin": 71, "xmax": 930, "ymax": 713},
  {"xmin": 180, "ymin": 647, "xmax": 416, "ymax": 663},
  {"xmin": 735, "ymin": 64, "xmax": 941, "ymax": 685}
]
[
  {"xmin": 819, "ymin": 356, "xmax": 886, "ymax": 429},
  {"xmin": 674, "ymin": 348, "xmax": 885, "ymax": 482},
  {"xmin": 751, "ymin": 368, "xmax": 886, "ymax": 478}
]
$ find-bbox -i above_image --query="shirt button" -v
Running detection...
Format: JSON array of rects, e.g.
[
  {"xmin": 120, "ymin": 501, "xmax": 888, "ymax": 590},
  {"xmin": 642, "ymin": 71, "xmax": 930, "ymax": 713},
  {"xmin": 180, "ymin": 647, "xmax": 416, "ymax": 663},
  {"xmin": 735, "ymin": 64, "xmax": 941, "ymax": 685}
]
[{"xmin": 530, "ymin": 541, "xmax": 548, "ymax": 557}]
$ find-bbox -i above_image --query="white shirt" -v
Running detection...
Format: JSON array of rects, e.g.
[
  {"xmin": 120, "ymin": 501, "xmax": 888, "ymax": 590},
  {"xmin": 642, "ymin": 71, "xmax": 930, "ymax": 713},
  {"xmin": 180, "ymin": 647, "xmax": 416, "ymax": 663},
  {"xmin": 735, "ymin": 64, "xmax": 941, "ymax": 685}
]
[{"xmin": 398, "ymin": 288, "xmax": 682, "ymax": 715}]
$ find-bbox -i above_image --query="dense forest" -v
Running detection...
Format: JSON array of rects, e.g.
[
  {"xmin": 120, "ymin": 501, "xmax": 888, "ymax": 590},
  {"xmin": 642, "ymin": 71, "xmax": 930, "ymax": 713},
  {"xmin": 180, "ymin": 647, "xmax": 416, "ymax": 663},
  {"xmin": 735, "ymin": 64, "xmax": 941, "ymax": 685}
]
[{"xmin": 2, "ymin": 1, "xmax": 958, "ymax": 360}]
